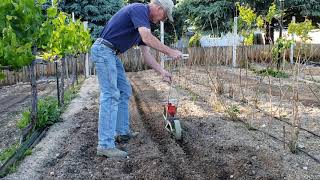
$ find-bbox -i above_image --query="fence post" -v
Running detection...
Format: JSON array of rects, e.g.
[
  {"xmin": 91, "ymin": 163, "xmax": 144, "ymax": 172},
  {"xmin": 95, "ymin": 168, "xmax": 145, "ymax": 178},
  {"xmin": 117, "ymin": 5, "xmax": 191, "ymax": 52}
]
[
  {"xmin": 83, "ymin": 21, "xmax": 89, "ymax": 78},
  {"xmin": 75, "ymin": 57, "xmax": 78, "ymax": 85},
  {"xmin": 30, "ymin": 60, "xmax": 37, "ymax": 129},
  {"xmin": 65, "ymin": 56, "xmax": 70, "ymax": 88},
  {"xmin": 290, "ymin": 16, "xmax": 295, "ymax": 64},
  {"xmin": 60, "ymin": 58, "xmax": 65, "ymax": 106},
  {"xmin": 232, "ymin": 17, "xmax": 238, "ymax": 67},
  {"xmin": 55, "ymin": 61, "xmax": 61, "ymax": 106}
]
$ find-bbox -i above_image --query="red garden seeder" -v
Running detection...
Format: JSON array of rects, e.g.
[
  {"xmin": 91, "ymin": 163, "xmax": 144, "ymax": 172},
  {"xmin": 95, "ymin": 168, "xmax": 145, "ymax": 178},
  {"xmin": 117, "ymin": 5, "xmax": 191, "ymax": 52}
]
[{"xmin": 162, "ymin": 54, "xmax": 189, "ymax": 140}]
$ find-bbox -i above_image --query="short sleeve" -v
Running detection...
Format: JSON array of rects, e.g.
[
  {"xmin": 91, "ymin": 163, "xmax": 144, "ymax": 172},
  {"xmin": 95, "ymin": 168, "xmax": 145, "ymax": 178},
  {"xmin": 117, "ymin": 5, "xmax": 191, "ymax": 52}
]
[{"xmin": 128, "ymin": 5, "xmax": 151, "ymax": 30}]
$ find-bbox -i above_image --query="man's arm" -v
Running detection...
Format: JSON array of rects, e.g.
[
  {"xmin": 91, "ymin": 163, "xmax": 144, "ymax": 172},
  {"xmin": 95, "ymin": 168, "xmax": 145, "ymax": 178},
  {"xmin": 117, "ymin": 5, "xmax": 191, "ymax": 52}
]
[
  {"xmin": 140, "ymin": 45, "xmax": 172, "ymax": 82},
  {"xmin": 138, "ymin": 27, "xmax": 182, "ymax": 59}
]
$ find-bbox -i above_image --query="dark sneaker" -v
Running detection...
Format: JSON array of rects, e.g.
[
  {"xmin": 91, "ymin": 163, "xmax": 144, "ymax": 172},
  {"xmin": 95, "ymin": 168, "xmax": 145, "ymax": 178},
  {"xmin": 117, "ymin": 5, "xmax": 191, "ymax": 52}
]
[
  {"xmin": 97, "ymin": 147, "xmax": 128, "ymax": 158},
  {"xmin": 115, "ymin": 132, "xmax": 139, "ymax": 143}
]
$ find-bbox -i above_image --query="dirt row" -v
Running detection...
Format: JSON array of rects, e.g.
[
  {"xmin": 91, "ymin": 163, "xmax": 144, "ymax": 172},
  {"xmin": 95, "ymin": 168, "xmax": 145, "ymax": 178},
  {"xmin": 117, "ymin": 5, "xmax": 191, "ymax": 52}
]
[{"xmin": 4, "ymin": 72, "xmax": 319, "ymax": 179}]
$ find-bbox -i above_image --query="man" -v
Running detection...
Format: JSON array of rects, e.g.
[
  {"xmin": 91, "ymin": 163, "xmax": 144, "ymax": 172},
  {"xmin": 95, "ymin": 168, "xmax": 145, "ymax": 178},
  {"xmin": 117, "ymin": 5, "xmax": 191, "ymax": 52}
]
[{"xmin": 90, "ymin": 0, "xmax": 182, "ymax": 158}]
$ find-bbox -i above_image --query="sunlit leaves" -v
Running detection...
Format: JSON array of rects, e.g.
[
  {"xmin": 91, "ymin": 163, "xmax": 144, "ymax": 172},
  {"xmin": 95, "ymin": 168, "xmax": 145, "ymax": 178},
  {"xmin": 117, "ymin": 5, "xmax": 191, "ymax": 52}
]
[
  {"xmin": 40, "ymin": 9, "xmax": 92, "ymax": 61},
  {"xmin": 236, "ymin": 3, "xmax": 263, "ymax": 46},
  {"xmin": 0, "ymin": 0, "xmax": 92, "ymax": 74},
  {"xmin": 288, "ymin": 19, "xmax": 314, "ymax": 43},
  {"xmin": 0, "ymin": 0, "xmax": 45, "ymax": 69},
  {"xmin": 272, "ymin": 37, "xmax": 294, "ymax": 58},
  {"xmin": 266, "ymin": 3, "xmax": 277, "ymax": 24}
]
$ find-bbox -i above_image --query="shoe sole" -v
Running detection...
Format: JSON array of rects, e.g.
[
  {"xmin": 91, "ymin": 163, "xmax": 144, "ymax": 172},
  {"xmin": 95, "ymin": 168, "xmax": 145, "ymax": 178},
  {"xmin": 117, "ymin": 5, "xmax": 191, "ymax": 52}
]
[{"xmin": 96, "ymin": 151, "xmax": 127, "ymax": 158}]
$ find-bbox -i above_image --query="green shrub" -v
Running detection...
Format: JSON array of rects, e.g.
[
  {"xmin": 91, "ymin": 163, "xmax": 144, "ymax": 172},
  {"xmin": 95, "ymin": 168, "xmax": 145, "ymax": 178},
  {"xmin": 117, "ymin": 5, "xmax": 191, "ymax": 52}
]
[
  {"xmin": 189, "ymin": 33, "xmax": 201, "ymax": 47},
  {"xmin": 17, "ymin": 111, "xmax": 31, "ymax": 129},
  {"xmin": 16, "ymin": 79, "xmax": 82, "ymax": 130},
  {"xmin": 64, "ymin": 86, "xmax": 80, "ymax": 106},
  {"xmin": 36, "ymin": 96, "xmax": 61, "ymax": 129},
  {"xmin": 226, "ymin": 105, "xmax": 240, "ymax": 121},
  {"xmin": 0, "ymin": 143, "xmax": 19, "ymax": 163},
  {"xmin": 252, "ymin": 68, "xmax": 289, "ymax": 78}
]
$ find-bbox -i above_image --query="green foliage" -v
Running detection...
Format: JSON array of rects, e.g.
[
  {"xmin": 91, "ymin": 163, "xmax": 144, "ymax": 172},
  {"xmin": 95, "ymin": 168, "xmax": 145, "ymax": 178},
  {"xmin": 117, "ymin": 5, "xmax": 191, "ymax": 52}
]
[
  {"xmin": 0, "ymin": 142, "xmax": 19, "ymax": 177},
  {"xmin": 265, "ymin": 3, "xmax": 277, "ymax": 24},
  {"xmin": 64, "ymin": 85, "xmax": 80, "ymax": 106},
  {"xmin": 237, "ymin": 3, "xmax": 256, "ymax": 27},
  {"xmin": 17, "ymin": 111, "xmax": 31, "ymax": 129},
  {"xmin": 36, "ymin": 96, "xmax": 61, "ymax": 129},
  {"xmin": 0, "ymin": 144, "xmax": 32, "ymax": 177},
  {"xmin": 59, "ymin": 0, "xmax": 124, "ymax": 39},
  {"xmin": 288, "ymin": 19, "xmax": 314, "ymax": 43},
  {"xmin": 0, "ymin": 0, "xmax": 45, "ymax": 69},
  {"xmin": 0, "ymin": 72, "xmax": 5, "ymax": 80},
  {"xmin": 0, "ymin": 143, "xmax": 19, "ymax": 163},
  {"xmin": 40, "ymin": 7, "xmax": 92, "ymax": 61},
  {"xmin": 226, "ymin": 105, "xmax": 240, "ymax": 121},
  {"xmin": 254, "ymin": 68, "xmax": 289, "ymax": 78},
  {"xmin": 24, "ymin": 149, "xmax": 32, "ymax": 157},
  {"xmin": 175, "ymin": 0, "xmax": 234, "ymax": 37},
  {"xmin": 272, "ymin": 37, "xmax": 294, "ymax": 59},
  {"xmin": 16, "ymin": 96, "xmax": 60, "ymax": 130},
  {"xmin": 16, "ymin": 80, "xmax": 83, "ymax": 130},
  {"xmin": 237, "ymin": 3, "xmax": 263, "ymax": 46},
  {"xmin": 189, "ymin": 34, "xmax": 201, "ymax": 47},
  {"xmin": 286, "ymin": 0, "xmax": 320, "ymax": 17}
]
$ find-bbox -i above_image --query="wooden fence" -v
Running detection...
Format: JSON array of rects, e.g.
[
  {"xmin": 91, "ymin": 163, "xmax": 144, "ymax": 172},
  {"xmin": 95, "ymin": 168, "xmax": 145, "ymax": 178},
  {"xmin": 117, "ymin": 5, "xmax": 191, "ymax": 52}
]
[
  {"xmin": 0, "ymin": 55, "xmax": 86, "ymax": 86},
  {"xmin": 120, "ymin": 44, "xmax": 320, "ymax": 71},
  {"xmin": 2, "ymin": 44, "xmax": 320, "ymax": 85}
]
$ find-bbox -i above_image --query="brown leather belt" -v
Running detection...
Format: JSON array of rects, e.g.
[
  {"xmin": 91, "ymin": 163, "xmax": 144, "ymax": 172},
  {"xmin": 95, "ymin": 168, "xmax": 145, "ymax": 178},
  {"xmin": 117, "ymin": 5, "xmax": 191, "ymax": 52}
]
[{"xmin": 96, "ymin": 38, "xmax": 120, "ymax": 55}]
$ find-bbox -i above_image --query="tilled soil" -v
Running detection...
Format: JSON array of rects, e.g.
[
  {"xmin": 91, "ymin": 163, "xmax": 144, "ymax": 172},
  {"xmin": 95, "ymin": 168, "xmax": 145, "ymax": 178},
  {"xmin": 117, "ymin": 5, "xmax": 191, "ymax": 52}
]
[
  {"xmin": 4, "ymin": 71, "xmax": 319, "ymax": 179},
  {"xmin": 0, "ymin": 80, "xmax": 56, "ymax": 158}
]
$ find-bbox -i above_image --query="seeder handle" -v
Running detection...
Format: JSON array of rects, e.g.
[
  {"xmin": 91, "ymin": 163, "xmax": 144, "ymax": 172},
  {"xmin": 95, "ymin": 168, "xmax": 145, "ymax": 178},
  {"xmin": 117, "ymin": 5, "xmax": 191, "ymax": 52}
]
[{"xmin": 161, "ymin": 54, "xmax": 189, "ymax": 61}]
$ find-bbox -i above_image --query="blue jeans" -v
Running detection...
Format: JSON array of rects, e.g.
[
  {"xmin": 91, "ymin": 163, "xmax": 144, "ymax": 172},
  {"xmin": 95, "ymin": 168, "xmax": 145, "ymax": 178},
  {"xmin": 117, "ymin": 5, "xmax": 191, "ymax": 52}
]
[{"xmin": 90, "ymin": 42, "xmax": 132, "ymax": 149}]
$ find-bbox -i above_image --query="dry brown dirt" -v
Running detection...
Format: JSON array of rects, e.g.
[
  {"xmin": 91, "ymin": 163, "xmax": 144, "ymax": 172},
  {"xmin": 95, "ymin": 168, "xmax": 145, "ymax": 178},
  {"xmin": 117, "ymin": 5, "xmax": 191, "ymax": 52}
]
[{"xmin": 4, "ymin": 69, "xmax": 320, "ymax": 179}]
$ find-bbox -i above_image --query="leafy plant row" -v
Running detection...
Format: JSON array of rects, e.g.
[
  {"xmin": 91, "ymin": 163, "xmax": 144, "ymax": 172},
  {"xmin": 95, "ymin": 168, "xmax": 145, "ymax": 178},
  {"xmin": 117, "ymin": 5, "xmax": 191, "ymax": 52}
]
[{"xmin": 0, "ymin": 0, "xmax": 92, "ymax": 74}]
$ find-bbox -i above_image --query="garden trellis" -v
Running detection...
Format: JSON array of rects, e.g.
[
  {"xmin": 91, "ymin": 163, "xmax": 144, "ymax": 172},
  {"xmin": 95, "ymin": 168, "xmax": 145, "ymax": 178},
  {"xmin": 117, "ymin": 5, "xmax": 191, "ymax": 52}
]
[{"xmin": 0, "ymin": 0, "xmax": 91, "ymax": 175}]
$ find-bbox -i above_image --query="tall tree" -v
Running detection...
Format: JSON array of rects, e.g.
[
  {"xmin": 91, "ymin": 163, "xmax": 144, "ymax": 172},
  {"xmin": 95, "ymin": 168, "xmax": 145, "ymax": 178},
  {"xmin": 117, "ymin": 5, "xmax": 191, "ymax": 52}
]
[
  {"xmin": 59, "ymin": 0, "xmax": 124, "ymax": 39},
  {"xmin": 175, "ymin": 0, "xmax": 234, "ymax": 37}
]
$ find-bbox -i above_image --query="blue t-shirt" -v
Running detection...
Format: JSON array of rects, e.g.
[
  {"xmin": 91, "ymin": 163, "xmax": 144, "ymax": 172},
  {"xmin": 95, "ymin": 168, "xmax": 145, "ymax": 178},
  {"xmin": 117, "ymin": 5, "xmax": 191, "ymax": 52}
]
[{"xmin": 100, "ymin": 3, "xmax": 151, "ymax": 53}]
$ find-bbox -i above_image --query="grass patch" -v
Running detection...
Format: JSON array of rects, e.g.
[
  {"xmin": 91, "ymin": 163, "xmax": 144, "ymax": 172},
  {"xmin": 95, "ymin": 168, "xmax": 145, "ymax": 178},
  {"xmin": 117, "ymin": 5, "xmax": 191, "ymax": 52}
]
[
  {"xmin": 16, "ymin": 97, "xmax": 61, "ymax": 130},
  {"xmin": 64, "ymin": 85, "xmax": 81, "ymax": 106},
  {"xmin": 0, "ymin": 143, "xmax": 19, "ymax": 163},
  {"xmin": 16, "ymin": 111, "xmax": 31, "ymax": 130},
  {"xmin": 16, "ymin": 80, "xmax": 83, "ymax": 130},
  {"xmin": 252, "ymin": 68, "xmax": 289, "ymax": 78},
  {"xmin": 0, "ymin": 146, "xmax": 33, "ymax": 177},
  {"xmin": 226, "ymin": 105, "xmax": 241, "ymax": 121},
  {"xmin": 2, "ymin": 80, "xmax": 84, "ymax": 177},
  {"xmin": 36, "ymin": 96, "xmax": 61, "ymax": 129}
]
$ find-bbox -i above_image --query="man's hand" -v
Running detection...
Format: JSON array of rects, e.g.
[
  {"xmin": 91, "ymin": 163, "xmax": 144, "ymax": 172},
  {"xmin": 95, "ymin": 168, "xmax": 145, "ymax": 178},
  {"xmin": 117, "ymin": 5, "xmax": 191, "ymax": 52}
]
[
  {"xmin": 168, "ymin": 49, "xmax": 183, "ymax": 60},
  {"xmin": 161, "ymin": 69, "xmax": 172, "ymax": 83},
  {"xmin": 138, "ymin": 27, "xmax": 183, "ymax": 61}
]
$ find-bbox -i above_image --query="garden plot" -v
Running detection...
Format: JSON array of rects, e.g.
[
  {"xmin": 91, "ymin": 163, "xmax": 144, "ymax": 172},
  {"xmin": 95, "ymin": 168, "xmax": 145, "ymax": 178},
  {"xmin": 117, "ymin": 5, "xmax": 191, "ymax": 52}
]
[
  {"xmin": 0, "ymin": 80, "xmax": 57, "ymax": 162},
  {"xmin": 5, "ymin": 69, "xmax": 320, "ymax": 179}
]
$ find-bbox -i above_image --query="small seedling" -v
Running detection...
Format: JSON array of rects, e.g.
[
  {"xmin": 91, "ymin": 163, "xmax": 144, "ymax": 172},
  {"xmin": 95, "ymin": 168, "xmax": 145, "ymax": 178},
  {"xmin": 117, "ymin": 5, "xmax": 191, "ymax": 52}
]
[{"xmin": 226, "ymin": 105, "xmax": 241, "ymax": 121}]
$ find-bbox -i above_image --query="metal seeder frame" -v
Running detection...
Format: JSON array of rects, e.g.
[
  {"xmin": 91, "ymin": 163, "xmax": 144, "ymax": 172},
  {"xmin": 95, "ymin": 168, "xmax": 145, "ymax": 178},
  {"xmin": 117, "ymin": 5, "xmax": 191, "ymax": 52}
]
[{"xmin": 162, "ymin": 54, "xmax": 189, "ymax": 140}]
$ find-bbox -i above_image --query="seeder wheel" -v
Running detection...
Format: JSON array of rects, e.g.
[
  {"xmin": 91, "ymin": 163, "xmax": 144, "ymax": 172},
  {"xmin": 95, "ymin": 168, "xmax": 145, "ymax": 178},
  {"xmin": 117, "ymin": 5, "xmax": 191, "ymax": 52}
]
[{"xmin": 173, "ymin": 120, "xmax": 182, "ymax": 140}]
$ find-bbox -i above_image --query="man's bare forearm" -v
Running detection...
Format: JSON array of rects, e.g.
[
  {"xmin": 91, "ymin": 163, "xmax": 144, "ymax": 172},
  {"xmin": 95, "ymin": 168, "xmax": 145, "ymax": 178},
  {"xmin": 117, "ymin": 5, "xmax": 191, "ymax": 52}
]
[
  {"xmin": 138, "ymin": 27, "xmax": 172, "ymax": 55},
  {"xmin": 142, "ymin": 34, "xmax": 172, "ymax": 55},
  {"xmin": 140, "ymin": 46, "xmax": 164, "ymax": 74}
]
